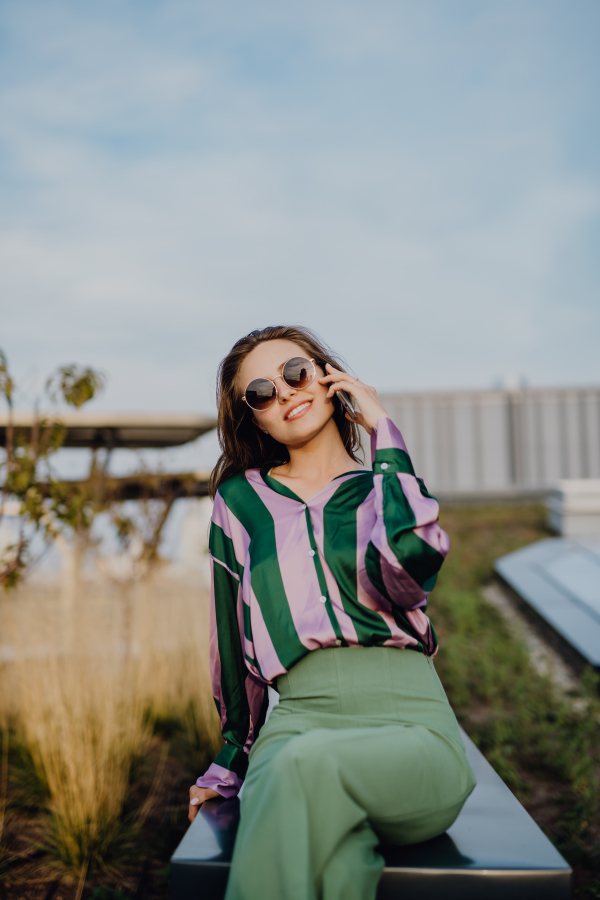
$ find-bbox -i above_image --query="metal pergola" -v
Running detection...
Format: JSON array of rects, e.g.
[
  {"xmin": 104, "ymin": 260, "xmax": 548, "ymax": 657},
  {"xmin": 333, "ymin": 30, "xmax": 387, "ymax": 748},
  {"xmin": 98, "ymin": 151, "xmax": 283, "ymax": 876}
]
[
  {"xmin": 0, "ymin": 411, "xmax": 217, "ymax": 498},
  {"xmin": 0, "ymin": 411, "xmax": 217, "ymax": 449}
]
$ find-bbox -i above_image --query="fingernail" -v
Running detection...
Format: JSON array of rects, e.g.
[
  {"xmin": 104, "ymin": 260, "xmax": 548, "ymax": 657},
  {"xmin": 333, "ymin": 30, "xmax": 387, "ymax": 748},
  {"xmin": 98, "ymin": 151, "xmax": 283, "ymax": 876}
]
[{"xmin": 190, "ymin": 797, "xmax": 201, "ymax": 805}]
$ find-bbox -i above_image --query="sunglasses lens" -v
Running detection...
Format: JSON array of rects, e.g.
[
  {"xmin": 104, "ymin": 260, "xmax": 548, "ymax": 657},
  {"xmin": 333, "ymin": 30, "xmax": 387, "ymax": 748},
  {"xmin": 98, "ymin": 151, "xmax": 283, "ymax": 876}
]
[
  {"xmin": 245, "ymin": 378, "xmax": 277, "ymax": 411},
  {"xmin": 282, "ymin": 357, "xmax": 314, "ymax": 389}
]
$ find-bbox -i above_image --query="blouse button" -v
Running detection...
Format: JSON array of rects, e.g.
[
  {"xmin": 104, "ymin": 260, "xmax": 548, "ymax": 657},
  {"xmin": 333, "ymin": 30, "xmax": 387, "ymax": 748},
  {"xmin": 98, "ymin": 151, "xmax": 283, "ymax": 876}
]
[
  {"xmin": 309, "ymin": 549, "xmax": 316, "ymax": 557},
  {"xmin": 335, "ymin": 639, "xmax": 342, "ymax": 646},
  {"xmin": 380, "ymin": 462, "xmax": 389, "ymax": 471},
  {"xmin": 319, "ymin": 595, "xmax": 327, "ymax": 603},
  {"xmin": 301, "ymin": 503, "xmax": 307, "ymax": 510}
]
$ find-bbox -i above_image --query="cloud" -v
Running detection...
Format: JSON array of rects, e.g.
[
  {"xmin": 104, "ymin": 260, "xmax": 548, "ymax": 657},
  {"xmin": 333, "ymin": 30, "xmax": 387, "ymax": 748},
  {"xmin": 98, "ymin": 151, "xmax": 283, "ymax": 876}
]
[{"xmin": 0, "ymin": 0, "xmax": 599, "ymax": 419}]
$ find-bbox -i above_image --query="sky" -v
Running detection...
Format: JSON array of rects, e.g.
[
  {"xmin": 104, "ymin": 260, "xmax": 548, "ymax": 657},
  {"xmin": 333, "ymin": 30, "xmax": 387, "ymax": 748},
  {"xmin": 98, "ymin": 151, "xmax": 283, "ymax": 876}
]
[{"xmin": 1, "ymin": 0, "xmax": 599, "ymax": 437}]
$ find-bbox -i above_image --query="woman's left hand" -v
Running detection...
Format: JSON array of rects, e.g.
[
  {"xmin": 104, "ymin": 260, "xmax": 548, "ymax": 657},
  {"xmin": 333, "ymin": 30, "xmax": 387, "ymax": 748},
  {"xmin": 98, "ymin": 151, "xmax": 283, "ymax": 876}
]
[
  {"xmin": 188, "ymin": 784, "xmax": 220, "ymax": 822},
  {"xmin": 318, "ymin": 364, "xmax": 390, "ymax": 435}
]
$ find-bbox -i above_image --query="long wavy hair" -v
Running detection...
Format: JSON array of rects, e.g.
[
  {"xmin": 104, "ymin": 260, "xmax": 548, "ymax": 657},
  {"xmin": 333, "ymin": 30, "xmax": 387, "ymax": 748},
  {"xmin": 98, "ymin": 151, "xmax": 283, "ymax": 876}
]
[{"xmin": 209, "ymin": 325, "xmax": 363, "ymax": 498}]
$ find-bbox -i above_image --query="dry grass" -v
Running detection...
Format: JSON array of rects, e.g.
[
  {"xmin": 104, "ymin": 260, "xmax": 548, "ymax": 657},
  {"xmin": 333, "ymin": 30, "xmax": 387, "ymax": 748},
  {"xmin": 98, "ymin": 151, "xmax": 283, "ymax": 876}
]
[
  {"xmin": 0, "ymin": 566, "xmax": 221, "ymax": 889},
  {"xmin": 16, "ymin": 653, "xmax": 148, "ymax": 880}
]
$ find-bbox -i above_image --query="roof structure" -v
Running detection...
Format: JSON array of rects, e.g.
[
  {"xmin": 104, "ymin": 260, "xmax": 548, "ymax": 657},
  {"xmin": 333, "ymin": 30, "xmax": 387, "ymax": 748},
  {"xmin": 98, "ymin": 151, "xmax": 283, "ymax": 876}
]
[
  {"xmin": 0, "ymin": 412, "xmax": 217, "ymax": 449},
  {"xmin": 495, "ymin": 536, "xmax": 600, "ymax": 670},
  {"xmin": 380, "ymin": 386, "xmax": 600, "ymax": 498}
]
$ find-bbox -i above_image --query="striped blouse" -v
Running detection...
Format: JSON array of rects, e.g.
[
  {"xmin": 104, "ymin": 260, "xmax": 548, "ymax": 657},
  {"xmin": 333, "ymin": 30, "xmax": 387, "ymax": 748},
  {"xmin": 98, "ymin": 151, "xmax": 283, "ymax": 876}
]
[{"xmin": 196, "ymin": 417, "xmax": 449, "ymax": 798}]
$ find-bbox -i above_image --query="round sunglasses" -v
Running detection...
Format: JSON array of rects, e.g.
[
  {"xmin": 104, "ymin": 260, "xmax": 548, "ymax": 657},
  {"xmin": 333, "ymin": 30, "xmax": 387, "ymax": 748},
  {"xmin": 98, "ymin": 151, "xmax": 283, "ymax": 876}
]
[{"xmin": 243, "ymin": 357, "xmax": 316, "ymax": 412}]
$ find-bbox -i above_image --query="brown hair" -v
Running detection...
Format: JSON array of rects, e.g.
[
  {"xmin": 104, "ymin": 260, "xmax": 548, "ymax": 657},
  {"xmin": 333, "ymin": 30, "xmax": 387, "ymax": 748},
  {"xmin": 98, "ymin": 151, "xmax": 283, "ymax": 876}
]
[{"xmin": 209, "ymin": 325, "xmax": 363, "ymax": 498}]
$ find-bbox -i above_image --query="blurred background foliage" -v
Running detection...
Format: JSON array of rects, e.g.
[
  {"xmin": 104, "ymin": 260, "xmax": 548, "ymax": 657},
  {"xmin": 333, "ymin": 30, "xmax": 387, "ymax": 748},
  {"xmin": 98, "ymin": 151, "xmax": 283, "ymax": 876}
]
[{"xmin": 435, "ymin": 505, "xmax": 600, "ymax": 896}]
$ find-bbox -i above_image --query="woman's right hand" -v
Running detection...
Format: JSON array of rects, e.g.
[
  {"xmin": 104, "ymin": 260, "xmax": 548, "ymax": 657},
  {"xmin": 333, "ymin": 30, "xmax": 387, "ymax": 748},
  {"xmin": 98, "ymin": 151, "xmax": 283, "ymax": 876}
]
[
  {"xmin": 318, "ymin": 364, "xmax": 390, "ymax": 435},
  {"xmin": 188, "ymin": 784, "xmax": 220, "ymax": 822}
]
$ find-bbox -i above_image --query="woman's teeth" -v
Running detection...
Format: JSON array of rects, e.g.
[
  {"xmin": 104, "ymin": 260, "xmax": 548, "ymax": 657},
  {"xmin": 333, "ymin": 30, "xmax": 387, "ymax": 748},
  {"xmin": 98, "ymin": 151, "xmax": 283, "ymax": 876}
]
[{"xmin": 287, "ymin": 401, "xmax": 311, "ymax": 420}]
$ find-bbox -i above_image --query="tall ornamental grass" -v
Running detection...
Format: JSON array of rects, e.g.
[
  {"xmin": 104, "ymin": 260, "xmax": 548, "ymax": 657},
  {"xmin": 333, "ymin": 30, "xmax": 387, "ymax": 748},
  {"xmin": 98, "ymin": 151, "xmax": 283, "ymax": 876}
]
[
  {"xmin": 0, "ymin": 570, "xmax": 221, "ymax": 880},
  {"xmin": 16, "ymin": 652, "xmax": 148, "ymax": 874}
]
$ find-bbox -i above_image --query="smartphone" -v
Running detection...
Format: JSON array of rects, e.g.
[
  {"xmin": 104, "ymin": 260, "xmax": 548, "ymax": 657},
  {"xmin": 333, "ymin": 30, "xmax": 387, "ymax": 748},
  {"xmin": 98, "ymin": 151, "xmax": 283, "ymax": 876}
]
[{"xmin": 336, "ymin": 389, "xmax": 357, "ymax": 420}]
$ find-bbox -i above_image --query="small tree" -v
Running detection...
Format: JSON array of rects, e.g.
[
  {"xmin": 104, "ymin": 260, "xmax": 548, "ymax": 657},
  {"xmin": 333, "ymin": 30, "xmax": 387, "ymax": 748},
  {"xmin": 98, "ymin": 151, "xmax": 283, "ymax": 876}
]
[
  {"xmin": 0, "ymin": 352, "xmax": 105, "ymax": 590},
  {"xmin": 1, "ymin": 350, "xmax": 184, "ymax": 594}
]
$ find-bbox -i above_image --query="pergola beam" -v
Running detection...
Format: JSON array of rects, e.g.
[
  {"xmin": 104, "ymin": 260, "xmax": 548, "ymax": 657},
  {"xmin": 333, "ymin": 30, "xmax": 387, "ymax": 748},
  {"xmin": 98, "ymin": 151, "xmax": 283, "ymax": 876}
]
[
  {"xmin": 59, "ymin": 471, "xmax": 213, "ymax": 501},
  {"xmin": 0, "ymin": 412, "xmax": 217, "ymax": 449}
]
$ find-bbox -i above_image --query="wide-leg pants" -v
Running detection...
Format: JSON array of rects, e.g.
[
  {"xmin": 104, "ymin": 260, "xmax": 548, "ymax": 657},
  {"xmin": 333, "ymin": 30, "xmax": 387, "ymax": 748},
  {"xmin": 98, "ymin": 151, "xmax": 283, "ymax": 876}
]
[{"xmin": 225, "ymin": 646, "xmax": 476, "ymax": 900}]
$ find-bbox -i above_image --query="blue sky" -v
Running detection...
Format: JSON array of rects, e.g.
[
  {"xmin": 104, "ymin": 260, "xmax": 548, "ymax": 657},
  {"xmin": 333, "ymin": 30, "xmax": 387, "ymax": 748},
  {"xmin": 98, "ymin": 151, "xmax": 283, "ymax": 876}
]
[{"xmin": 1, "ymin": 0, "xmax": 599, "ymax": 424}]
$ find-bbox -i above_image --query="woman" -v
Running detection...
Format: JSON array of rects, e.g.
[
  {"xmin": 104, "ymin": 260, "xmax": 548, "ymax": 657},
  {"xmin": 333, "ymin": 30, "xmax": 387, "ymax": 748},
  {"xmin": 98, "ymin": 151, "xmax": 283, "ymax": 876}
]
[{"xmin": 188, "ymin": 325, "xmax": 476, "ymax": 900}]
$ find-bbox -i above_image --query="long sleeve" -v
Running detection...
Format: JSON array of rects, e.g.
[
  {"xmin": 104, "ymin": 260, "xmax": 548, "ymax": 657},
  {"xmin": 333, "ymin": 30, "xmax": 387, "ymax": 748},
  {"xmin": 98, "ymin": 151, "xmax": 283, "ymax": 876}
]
[
  {"xmin": 195, "ymin": 491, "xmax": 269, "ymax": 798},
  {"xmin": 366, "ymin": 418, "xmax": 449, "ymax": 649}
]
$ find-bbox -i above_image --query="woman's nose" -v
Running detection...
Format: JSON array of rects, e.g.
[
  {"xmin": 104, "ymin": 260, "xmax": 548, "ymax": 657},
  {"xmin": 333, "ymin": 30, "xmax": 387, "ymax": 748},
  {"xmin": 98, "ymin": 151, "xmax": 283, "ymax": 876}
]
[{"xmin": 273, "ymin": 376, "xmax": 297, "ymax": 401}]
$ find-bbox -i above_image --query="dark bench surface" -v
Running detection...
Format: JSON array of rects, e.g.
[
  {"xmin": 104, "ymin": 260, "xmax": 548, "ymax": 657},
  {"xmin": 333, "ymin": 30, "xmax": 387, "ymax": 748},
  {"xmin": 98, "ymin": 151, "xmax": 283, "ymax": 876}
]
[
  {"xmin": 495, "ymin": 536, "xmax": 600, "ymax": 669},
  {"xmin": 171, "ymin": 728, "xmax": 570, "ymax": 900}
]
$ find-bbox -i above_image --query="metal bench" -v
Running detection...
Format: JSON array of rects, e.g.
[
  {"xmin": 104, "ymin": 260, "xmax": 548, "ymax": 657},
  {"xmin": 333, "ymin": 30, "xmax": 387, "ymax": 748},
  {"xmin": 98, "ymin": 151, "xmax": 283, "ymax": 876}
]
[{"xmin": 170, "ymin": 728, "xmax": 571, "ymax": 899}]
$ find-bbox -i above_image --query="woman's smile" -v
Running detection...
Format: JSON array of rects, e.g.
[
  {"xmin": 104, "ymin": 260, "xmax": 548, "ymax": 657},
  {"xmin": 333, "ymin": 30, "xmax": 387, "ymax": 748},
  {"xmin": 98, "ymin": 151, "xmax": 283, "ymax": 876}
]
[{"xmin": 285, "ymin": 399, "xmax": 313, "ymax": 421}]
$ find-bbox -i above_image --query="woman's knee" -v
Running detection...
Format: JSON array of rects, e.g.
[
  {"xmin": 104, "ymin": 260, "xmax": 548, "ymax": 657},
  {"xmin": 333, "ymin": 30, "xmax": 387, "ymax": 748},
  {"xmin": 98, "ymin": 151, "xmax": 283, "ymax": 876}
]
[{"xmin": 373, "ymin": 795, "xmax": 466, "ymax": 846}]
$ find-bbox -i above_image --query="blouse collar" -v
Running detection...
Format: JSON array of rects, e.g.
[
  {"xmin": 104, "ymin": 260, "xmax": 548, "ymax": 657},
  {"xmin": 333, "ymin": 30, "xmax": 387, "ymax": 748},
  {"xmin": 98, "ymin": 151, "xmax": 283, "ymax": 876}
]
[{"xmin": 259, "ymin": 462, "xmax": 371, "ymax": 504}]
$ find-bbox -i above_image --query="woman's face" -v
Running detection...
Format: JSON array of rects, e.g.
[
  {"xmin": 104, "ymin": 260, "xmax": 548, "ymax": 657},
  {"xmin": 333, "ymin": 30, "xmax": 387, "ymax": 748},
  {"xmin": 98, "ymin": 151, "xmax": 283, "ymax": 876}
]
[{"xmin": 237, "ymin": 339, "xmax": 336, "ymax": 447}]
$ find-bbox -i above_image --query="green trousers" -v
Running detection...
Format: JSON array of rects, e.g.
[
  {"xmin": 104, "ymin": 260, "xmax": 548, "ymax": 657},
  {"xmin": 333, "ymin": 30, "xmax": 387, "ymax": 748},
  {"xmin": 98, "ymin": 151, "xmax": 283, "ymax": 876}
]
[{"xmin": 225, "ymin": 647, "xmax": 476, "ymax": 900}]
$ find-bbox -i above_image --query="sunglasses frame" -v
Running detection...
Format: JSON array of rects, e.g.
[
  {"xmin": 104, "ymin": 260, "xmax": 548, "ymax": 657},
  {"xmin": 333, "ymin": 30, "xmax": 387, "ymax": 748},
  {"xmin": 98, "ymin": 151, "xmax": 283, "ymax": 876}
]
[{"xmin": 242, "ymin": 357, "xmax": 317, "ymax": 412}]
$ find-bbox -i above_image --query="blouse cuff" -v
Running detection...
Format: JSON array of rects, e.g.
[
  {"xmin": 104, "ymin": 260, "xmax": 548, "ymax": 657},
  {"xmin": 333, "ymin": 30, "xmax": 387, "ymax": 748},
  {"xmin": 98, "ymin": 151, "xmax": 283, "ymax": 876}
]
[
  {"xmin": 370, "ymin": 417, "xmax": 415, "ymax": 476},
  {"xmin": 196, "ymin": 762, "xmax": 244, "ymax": 799}
]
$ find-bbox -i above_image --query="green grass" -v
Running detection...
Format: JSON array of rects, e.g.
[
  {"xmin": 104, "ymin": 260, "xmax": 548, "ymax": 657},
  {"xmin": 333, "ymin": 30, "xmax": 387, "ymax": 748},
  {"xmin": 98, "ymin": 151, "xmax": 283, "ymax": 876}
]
[{"xmin": 434, "ymin": 504, "xmax": 600, "ymax": 897}]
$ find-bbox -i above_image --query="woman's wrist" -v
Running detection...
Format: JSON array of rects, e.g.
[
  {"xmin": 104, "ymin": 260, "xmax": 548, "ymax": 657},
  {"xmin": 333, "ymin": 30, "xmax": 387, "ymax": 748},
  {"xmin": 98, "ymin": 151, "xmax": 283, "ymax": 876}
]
[{"xmin": 361, "ymin": 407, "xmax": 389, "ymax": 434}]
